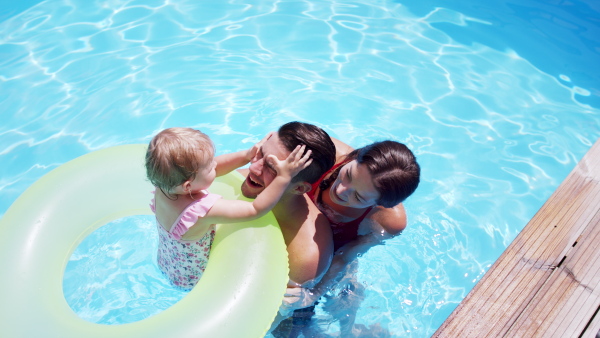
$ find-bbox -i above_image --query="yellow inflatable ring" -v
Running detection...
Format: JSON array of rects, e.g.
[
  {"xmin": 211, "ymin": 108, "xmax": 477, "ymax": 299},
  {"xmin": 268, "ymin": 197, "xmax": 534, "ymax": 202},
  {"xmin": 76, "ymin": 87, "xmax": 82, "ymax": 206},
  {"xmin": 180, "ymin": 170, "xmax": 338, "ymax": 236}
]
[{"xmin": 0, "ymin": 144, "xmax": 288, "ymax": 338}]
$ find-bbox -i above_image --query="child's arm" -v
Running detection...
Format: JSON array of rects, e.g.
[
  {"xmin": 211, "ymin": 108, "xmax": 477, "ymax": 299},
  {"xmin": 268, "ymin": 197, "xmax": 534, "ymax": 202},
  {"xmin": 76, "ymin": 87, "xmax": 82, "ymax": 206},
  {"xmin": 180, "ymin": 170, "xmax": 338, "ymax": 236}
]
[
  {"xmin": 215, "ymin": 133, "xmax": 273, "ymax": 177},
  {"xmin": 205, "ymin": 145, "xmax": 312, "ymax": 224}
]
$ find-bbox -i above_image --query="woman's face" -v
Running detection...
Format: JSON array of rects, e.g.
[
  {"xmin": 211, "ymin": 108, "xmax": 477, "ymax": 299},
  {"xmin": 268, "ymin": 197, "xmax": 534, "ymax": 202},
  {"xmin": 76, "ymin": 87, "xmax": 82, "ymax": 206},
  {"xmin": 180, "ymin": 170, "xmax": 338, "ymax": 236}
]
[{"xmin": 329, "ymin": 160, "xmax": 380, "ymax": 208}]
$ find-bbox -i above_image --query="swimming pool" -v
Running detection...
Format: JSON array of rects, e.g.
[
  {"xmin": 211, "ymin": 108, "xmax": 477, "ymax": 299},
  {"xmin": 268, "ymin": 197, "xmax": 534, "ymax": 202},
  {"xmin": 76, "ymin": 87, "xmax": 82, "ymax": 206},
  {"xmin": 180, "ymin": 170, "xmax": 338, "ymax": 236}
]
[{"xmin": 1, "ymin": 0, "xmax": 599, "ymax": 336}]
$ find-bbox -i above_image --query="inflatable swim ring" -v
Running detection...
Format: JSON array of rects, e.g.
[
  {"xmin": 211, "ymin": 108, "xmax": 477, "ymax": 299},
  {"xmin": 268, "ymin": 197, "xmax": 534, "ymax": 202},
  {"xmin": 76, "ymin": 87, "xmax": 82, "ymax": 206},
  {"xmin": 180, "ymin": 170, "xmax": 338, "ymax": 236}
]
[{"xmin": 0, "ymin": 144, "xmax": 288, "ymax": 338}]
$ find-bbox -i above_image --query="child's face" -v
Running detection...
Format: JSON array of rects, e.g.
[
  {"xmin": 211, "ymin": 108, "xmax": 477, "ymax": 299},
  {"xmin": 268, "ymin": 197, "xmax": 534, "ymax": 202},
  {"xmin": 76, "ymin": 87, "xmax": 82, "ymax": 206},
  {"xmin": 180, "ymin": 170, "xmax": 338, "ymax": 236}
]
[{"xmin": 187, "ymin": 156, "xmax": 217, "ymax": 194}]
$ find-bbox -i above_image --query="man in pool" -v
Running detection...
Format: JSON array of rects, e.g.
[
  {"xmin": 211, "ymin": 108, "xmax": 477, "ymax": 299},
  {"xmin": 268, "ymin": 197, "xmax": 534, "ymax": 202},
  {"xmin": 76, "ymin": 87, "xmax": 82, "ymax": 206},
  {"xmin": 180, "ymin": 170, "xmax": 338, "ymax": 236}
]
[{"xmin": 237, "ymin": 121, "xmax": 336, "ymax": 327}]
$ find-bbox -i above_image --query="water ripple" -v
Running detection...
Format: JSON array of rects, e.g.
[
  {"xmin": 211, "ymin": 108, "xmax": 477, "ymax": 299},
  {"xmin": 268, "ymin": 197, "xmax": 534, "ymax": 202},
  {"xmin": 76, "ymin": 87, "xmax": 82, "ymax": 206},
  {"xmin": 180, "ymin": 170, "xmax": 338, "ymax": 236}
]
[{"xmin": 1, "ymin": 0, "xmax": 599, "ymax": 336}]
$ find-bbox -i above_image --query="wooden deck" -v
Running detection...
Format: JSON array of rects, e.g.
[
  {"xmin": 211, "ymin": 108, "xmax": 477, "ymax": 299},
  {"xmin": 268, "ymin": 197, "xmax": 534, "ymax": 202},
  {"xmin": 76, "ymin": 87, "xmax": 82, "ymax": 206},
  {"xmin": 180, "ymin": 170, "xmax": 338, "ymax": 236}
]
[{"xmin": 433, "ymin": 138, "xmax": 600, "ymax": 338}]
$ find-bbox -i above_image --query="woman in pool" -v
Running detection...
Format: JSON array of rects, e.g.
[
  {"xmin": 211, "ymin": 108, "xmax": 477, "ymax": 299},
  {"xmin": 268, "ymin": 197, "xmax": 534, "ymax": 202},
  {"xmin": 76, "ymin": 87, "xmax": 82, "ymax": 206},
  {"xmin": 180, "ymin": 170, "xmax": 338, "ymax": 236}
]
[
  {"xmin": 280, "ymin": 138, "xmax": 420, "ymax": 323},
  {"xmin": 310, "ymin": 139, "xmax": 420, "ymax": 251}
]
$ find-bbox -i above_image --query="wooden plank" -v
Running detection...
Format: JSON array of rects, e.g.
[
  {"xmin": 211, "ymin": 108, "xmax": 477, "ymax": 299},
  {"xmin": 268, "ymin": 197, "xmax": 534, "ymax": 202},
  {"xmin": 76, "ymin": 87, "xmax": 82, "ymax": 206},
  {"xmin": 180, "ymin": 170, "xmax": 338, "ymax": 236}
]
[
  {"xmin": 438, "ymin": 180, "xmax": 583, "ymax": 336},
  {"xmin": 485, "ymin": 171, "xmax": 595, "ymax": 333},
  {"xmin": 487, "ymin": 177, "xmax": 599, "ymax": 337},
  {"xmin": 509, "ymin": 208, "xmax": 600, "ymax": 337},
  {"xmin": 442, "ymin": 171, "xmax": 597, "ymax": 337},
  {"xmin": 495, "ymin": 180, "xmax": 600, "ymax": 332},
  {"xmin": 545, "ymin": 210, "xmax": 600, "ymax": 337},
  {"xmin": 560, "ymin": 226, "xmax": 600, "ymax": 336},
  {"xmin": 581, "ymin": 310, "xmax": 600, "ymax": 338},
  {"xmin": 433, "ymin": 138, "xmax": 600, "ymax": 338}
]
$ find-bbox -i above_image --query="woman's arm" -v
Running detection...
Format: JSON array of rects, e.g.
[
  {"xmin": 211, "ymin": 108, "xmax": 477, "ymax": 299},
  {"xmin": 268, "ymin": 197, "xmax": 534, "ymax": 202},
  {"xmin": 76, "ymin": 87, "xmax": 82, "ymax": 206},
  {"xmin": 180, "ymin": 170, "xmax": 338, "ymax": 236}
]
[
  {"xmin": 281, "ymin": 232, "xmax": 384, "ymax": 310},
  {"xmin": 281, "ymin": 206, "xmax": 406, "ymax": 310}
]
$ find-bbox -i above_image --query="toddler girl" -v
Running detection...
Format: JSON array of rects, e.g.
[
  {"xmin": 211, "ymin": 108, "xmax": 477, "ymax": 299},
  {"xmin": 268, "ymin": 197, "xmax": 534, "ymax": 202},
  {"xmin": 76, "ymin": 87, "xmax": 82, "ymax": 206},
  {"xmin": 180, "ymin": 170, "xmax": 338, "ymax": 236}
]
[{"xmin": 145, "ymin": 127, "xmax": 312, "ymax": 290}]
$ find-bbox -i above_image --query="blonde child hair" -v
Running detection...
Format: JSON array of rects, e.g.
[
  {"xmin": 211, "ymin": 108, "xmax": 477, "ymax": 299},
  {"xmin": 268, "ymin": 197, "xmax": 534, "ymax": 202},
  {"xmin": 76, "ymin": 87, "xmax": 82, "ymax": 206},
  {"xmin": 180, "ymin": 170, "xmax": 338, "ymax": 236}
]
[{"xmin": 146, "ymin": 127, "xmax": 214, "ymax": 195}]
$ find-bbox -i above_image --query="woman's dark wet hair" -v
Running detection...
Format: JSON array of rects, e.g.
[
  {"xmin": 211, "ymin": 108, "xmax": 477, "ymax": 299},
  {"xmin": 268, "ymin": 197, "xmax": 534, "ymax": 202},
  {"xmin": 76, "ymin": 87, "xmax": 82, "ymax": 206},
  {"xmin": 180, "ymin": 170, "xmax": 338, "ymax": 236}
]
[
  {"xmin": 347, "ymin": 140, "xmax": 420, "ymax": 208},
  {"xmin": 277, "ymin": 122, "xmax": 336, "ymax": 184}
]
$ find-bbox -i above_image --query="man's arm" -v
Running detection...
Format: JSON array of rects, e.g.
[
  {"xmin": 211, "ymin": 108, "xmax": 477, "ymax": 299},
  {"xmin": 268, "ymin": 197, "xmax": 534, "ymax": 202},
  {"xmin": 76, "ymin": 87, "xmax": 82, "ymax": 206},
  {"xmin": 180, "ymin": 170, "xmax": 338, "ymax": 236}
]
[{"xmin": 285, "ymin": 206, "xmax": 334, "ymax": 287}]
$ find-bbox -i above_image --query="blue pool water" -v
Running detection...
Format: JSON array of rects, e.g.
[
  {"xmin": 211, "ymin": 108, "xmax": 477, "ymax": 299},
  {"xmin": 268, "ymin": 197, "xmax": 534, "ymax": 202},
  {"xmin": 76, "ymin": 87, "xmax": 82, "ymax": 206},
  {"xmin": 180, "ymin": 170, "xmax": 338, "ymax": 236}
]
[{"xmin": 1, "ymin": 0, "xmax": 599, "ymax": 336}]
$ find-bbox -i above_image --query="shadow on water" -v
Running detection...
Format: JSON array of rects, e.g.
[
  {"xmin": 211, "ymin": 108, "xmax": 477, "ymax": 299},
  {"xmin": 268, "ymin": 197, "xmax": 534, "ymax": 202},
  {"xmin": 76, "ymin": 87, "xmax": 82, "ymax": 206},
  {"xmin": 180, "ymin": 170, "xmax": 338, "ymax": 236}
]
[
  {"xmin": 395, "ymin": 0, "xmax": 600, "ymax": 108},
  {"xmin": 0, "ymin": 0, "xmax": 45, "ymax": 23},
  {"xmin": 271, "ymin": 261, "xmax": 396, "ymax": 337}
]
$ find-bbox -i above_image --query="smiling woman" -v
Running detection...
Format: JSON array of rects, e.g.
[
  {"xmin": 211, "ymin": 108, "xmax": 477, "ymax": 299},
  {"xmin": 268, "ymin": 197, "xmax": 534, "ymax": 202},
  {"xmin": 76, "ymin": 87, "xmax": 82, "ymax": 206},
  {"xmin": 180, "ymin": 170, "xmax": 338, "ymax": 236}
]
[
  {"xmin": 279, "ymin": 139, "xmax": 421, "ymax": 329},
  {"xmin": 329, "ymin": 161, "xmax": 380, "ymax": 208},
  {"xmin": 309, "ymin": 140, "xmax": 421, "ymax": 249}
]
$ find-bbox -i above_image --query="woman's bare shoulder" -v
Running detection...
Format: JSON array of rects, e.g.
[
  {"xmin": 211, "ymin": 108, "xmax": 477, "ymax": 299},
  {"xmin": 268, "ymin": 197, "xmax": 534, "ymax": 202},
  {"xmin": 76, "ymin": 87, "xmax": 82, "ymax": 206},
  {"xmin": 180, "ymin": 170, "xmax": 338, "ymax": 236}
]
[{"xmin": 368, "ymin": 203, "xmax": 407, "ymax": 235}]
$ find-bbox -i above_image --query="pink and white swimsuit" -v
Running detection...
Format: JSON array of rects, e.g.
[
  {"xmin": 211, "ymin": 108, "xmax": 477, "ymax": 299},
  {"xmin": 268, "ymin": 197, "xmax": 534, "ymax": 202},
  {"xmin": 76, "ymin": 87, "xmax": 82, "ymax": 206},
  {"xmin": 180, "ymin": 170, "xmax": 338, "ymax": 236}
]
[{"xmin": 150, "ymin": 191, "xmax": 221, "ymax": 290}]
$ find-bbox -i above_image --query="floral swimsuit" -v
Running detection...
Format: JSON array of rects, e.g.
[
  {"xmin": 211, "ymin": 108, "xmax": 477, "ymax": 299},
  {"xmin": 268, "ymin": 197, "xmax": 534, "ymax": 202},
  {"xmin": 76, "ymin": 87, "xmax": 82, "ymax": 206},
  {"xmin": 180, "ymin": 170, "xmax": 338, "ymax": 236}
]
[{"xmin": 150, "ymin": 191, "xmax": 221, "ymax": 290}]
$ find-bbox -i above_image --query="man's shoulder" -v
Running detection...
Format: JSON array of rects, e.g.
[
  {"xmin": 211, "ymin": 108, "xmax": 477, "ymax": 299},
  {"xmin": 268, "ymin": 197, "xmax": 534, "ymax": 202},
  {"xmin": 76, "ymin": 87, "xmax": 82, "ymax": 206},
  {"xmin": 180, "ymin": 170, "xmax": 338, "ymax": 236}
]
[
  {"xmin": 278, "ymin": 194, "xmax": 327, "ymax": 224},
  {"xmin": 302, "ymin": 195, "xmax": 334, "ymax": 240},
  {"xmin": 280, "ymin": 195, "xmax": 332, "ymax": 241},
  {"xmin": 293, "ymin": 195, "xmax": 333, "ymax": 263}
]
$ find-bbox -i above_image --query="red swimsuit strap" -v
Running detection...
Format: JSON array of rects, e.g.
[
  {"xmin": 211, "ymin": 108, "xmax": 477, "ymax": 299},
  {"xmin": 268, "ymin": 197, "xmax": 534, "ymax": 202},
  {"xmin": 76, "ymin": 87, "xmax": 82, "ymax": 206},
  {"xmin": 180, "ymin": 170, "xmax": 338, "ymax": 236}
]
[
  {"xmin": 307, "ymin": 160, "xmax": 350, "ymax": 199},
  {"xmin": 307, "ymin": 159, "xmax": 375, "ymax": 250}
]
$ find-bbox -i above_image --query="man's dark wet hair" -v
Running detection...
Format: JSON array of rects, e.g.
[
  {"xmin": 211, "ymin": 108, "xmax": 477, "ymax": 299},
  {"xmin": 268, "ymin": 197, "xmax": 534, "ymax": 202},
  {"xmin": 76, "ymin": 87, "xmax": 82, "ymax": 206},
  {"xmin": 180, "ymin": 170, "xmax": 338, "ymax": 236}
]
[{"xmin": 277, "ymin": 121, "xmax": 336, "ymax": 184}]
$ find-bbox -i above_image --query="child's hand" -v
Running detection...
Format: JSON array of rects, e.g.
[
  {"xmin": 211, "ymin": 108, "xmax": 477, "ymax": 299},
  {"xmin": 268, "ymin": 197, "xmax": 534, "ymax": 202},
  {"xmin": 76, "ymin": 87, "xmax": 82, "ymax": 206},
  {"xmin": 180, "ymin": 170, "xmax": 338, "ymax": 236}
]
[
  {"xmin": 246, "ymin": 132, "xmax": 274, "ymax": 162},
  {"xmin": 266, "ymin": 145, "xmax": 312, "ymax": 179}
]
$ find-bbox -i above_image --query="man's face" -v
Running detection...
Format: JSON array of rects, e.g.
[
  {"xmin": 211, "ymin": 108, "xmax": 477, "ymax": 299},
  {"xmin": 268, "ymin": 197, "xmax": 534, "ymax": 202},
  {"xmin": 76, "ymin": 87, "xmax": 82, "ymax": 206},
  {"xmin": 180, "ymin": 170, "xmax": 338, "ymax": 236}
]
[{"xmin": 241, "ymin": 133, "xmax": 291, "ymax": 198}]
